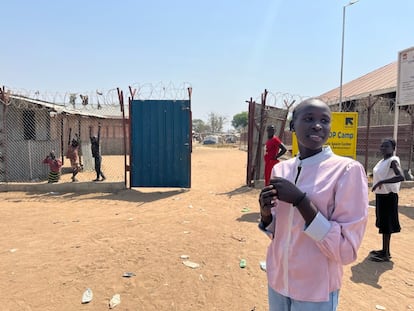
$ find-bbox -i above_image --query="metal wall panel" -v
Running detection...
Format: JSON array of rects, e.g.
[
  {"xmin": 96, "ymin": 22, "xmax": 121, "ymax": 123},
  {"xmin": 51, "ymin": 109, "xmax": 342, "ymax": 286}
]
[{"xmin": 130, "ymin": 100, "xmax": 191, "ymax": 188}]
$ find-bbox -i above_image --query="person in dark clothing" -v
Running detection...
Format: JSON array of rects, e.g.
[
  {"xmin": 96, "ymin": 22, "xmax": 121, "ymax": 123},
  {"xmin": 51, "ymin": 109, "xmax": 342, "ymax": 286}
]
[{"xmin": 90, "ymin": 124, "xmax": 106, "ymax": 182}]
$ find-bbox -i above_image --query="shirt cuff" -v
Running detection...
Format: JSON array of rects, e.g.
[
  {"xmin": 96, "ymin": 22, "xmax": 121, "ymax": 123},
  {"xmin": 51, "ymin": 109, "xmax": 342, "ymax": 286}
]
[
  {"xmin": 258, "ymin": 218, "xmax": 275, "ymax": 239},
  {"xmin": 304, "ymin": 212, "xmax": 331, "ymax": 241}
]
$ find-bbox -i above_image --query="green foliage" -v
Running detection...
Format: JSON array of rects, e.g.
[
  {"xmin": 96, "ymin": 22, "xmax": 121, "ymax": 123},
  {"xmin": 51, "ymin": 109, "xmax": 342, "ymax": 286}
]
[{"xmin": 231, "ymin": 111, "xmax": 248, "ymax": 129}]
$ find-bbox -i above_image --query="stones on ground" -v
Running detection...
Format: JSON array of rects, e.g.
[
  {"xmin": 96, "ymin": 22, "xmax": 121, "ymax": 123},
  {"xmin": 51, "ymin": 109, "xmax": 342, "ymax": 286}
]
[
  {"xmin": 183, "ymin": 260, "xmax": 200, "ymax": 269},
  {"xmin": 122, "ymin": 272, "xmax": 136, "ymax": 278},
  {"xmin": 109, "ymin": 294, "xmax": 121, "ymax": 309},
  {"xmin": 81, "ymin": 288, "xmax": 93, "ymax": 304}
]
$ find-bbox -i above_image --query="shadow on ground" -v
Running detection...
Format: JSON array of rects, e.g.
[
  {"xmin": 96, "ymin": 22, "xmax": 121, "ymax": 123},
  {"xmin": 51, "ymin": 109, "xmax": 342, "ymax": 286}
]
[
  {"xmin": 399, "ymin": 205, "xmax": 414, "ymax": 221},
  {"xmin": 350, "ymin": 254, "xmax": 394, "ymax": 289},
  {"xmin": 96, "ymin": 188, "xmax": 188, "ymax": 203},
  {"xmin": 217, "ymin": 185, "xmax": 256, "ymax": 198},
  {"xmin": 236, "ymin": 212, "xmax": 260, "ymax": 223}
]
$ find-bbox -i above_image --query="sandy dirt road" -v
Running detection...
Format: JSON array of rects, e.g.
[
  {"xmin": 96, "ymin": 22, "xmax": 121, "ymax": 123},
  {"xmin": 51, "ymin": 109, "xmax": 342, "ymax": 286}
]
[{"xmin": 0, "ymin": 145, "xmax": 413, "ymax": 310}]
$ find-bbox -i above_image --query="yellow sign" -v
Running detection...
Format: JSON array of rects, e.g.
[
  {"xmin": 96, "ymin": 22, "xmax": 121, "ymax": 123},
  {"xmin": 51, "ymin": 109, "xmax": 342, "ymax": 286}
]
[{"xmin": 292, "ymin": 112, "xmax": 358, "ymax": 158}]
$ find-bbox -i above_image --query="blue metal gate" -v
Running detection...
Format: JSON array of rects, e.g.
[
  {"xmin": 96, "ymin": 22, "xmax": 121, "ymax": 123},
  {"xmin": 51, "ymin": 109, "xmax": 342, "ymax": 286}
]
[{"xmin": 129, "ymin": 100, "xmax": 191, "ymax": 188}]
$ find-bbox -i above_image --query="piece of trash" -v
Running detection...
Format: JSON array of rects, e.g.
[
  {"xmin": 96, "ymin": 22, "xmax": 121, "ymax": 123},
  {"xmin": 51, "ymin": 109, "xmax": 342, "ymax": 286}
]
[
  {"xmin": 109, "ymin": 294, "xmax": 121, "ymax": 309},
  {"xmin": 127, "ymin": 218, "xmax": 133, "ymax": 221},
  {"xmin": 183, "ymin": 231, "xmax": 190, "ymax": 234},
  {"xmin": 180, "ymin": 254, "xmax": 190, "ymax": 259},
  {"xmin": 81, "ymin": 288, "xmax": 93, "ymax": 304},
  {"xmin": 9, "ymin": 248, "xmax": 18, "ymax": 253},
  {"xmin": 375, "ymin": 305, "xmax": 386, "ymax": 310},
  {"xmin": 188, "ymin": 204, "xmax": 193, "ymax": 208},
  {"xmin": 122, "ymin": 272, "xmax": 136, "ymax": 278},
  {"xmin": 231, "ymin": 235, "xmax": 246, "ymax": 242},
  {"xmin": 199, "ymin": 274, "xmax": 205, "ymax": 281},
  {"xmin": 259, "ymin": 261, "xmax": 267, "ymax": 271},
  {"xmin": 241, "ymin": 207, "xmax": 250, "ymax": 213},
  {"xmin": 239, "ymin": 259, "xmax": 247, "ymax": 268},
  {"xmin": 183, "ymin": 260, "xmax": 200, "ymax": 269},
  {"xmin": 48, "ymin": 191, "xmax": 59, "ymax": 195}
]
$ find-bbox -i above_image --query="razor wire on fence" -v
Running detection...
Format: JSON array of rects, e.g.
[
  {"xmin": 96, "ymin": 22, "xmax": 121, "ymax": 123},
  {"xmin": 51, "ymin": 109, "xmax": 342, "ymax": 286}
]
[
  {"xmin": 129, "ymin": 81, "xmax": 193, "ymax": 100},
  {"xmin": 0, "ymin": 82, "xmax": 193, "ymax": 184},
  {"xmin": 0, "ymin": 92, "xmax": 125, "ymax": 183},
  {"xmin": 245, "ymin": 90, "xmax": 414, "ymax": 186},
  {"xmin": 1, "ymin": 84, "xmax": 413, "ymax": 184}
]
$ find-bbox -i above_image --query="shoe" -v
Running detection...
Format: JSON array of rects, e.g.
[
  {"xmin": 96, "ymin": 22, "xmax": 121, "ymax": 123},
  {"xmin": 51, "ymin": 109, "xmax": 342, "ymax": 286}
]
[
  {"xmin": 369, "ymin": 254, "xmax": 391, "ymax": 262},
  {"xmin": 93, "ymin": 178, "xmax": 100, "ymax": 182},
  {"xmin": 369, "ymin": 250, "xmax": 392, "ymax": 259},
  {"xmin": 71, "ymin": 177, "xmax": 78, "ymax": 182}
]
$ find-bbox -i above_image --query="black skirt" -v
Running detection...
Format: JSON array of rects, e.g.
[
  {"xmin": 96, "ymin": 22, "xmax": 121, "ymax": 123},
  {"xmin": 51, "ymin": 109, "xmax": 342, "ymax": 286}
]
[{"xmin": 375, "ymin": 192, "xmax": 401, "ymax": 234}]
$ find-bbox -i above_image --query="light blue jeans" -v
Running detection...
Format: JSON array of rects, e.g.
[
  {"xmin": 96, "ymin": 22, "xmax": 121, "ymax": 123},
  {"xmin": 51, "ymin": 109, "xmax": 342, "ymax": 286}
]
[{"xmin": 268, "ymin": 285, "xmax": 339, "ymax": 311}]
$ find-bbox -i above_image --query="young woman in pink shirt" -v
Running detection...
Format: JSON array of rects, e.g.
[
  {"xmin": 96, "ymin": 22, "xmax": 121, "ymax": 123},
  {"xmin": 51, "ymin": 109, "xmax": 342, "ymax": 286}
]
[{"xmin": 259, "ymin": 98, "xmax": 368, "ymax": 311}]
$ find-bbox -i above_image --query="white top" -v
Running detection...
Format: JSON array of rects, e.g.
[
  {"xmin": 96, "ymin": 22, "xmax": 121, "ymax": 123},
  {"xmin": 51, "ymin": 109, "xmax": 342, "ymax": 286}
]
[{"xmin": 372, "ymin": 155, "xmax": 401, "ymax": 194}]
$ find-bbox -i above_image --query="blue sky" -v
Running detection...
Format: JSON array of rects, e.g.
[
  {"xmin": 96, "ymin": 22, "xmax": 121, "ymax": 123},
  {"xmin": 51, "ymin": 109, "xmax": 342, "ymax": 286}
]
[{"xmin": 2, "ymin": 0, "xmax": 413, "ymax": 127}]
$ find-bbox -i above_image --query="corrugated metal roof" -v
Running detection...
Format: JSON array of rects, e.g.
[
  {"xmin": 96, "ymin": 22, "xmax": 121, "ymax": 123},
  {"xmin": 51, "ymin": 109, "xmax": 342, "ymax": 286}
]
[
  {"xmin": 7, "ymin": 95, "xmax": 114, "ymax": 118},
  {"xmin": 319, "ymin": 61, "xmax": 397, "ymax": 103}
]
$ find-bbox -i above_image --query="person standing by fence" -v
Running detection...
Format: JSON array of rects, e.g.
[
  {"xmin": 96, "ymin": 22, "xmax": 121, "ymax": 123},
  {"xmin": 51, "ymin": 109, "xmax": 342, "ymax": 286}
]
[
  {"xmin": 66, "ymin": 133, "xmax": 81, "ymax": 182},
  {"xmin": 90, "ymin": 124, "xmax": 106, "ymax": 182},
  {"xmin": 42, "ymin": 151, "xmax": 62, "ymax": 183},
  {"xmin": 370, "ymin": 138, "xmax": 404, "ymax": 262},
  {"xmin": 264, "ymin": 125, "xmax": 287, "ymax": 186}
]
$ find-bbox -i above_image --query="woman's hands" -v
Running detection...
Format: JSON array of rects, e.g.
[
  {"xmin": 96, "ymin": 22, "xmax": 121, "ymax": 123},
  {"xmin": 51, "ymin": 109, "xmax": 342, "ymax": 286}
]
[
  {"xmin": 259, "ymin": 177, "xmax": 304, "ymax": 211},
  {"xmin": 259, "ymin": 177, "xmax": 316, "ymax": 226},
  {"xmin": 269, "ymin": 177, "xmax": 304, "ymax": 205},
  {"xmin": 259, "ymin": 185, "xmax": 277, "ymax": 217}
]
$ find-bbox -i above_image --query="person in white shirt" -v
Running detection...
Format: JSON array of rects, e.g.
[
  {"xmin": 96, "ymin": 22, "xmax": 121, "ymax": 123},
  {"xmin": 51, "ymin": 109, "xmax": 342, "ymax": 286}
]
[{"xmin": 370, "ymin": 138, "xmax": 404, "ymax": 262}]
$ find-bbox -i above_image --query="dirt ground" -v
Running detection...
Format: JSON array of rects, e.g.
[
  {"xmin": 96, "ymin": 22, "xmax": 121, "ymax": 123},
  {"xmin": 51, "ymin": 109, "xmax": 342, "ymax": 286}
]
[{"xmin": 0, "ymin": 145, "xmax": 413, "ymax": 311}]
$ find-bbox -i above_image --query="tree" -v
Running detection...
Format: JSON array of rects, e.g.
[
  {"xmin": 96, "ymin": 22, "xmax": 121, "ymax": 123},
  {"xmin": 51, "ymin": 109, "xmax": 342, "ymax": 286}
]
[
  {"xmin": 192, "ymin": 119, "xmax": 209, "ymax": 133},
  {"xmin": 207, "ymin": 112, "xmax": 227, "ymax": 133},
  {"xmin": 231, "ymin": 111, "xmax": 248, "ymax": 129}
]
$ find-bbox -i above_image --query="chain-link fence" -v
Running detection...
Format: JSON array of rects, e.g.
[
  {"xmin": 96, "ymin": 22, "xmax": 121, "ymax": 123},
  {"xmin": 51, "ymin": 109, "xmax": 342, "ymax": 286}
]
[
  {"xmin": 323, "ymin": 94, "xmax": 413, "ymax": 175},
  {"xmin": 2, "ymin": 85, "xmax": 413, "ymax": 185},
  {"xmin": 0, "ymin": 87, "xmax": 127, "ymax": 183},
  {"xmin": 244, "ymin": 90, "xmax": 414, "ymax": 186},
  {"xmin": 0, "ymin": 83, "xmax": 193, "ymax": 185},
  {"xmin": 245, "ymin": 90, "xmax": 305, "ymax": 186}
]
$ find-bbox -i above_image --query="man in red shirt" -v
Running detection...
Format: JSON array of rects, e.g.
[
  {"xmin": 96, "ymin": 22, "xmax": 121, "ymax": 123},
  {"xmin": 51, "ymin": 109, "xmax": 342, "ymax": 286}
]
[{"xmin": 264, "ymin": 125, "xmax": 287, "ymax": 186}]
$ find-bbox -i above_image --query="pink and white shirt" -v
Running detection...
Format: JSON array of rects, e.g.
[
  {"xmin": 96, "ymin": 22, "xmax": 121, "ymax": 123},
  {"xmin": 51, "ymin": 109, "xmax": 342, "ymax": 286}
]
[{"xmin": 264, "ymin": 146, "xmax": 368, "ymax": 302}]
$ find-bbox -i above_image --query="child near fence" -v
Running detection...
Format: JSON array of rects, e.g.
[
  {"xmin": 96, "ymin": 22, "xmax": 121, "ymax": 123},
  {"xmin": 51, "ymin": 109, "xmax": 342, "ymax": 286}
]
[{"xmin": 42, "ymin": 151, "xmax": 62, "ymax": 183}]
